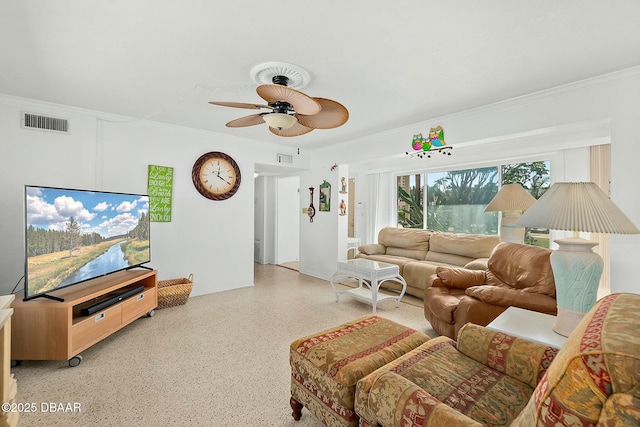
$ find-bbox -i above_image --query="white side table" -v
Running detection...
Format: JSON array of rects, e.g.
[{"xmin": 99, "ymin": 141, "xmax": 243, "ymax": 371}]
[
  {"xmin": 330, "ymin": 259, "xmax": 406, "ymax": 313},
  {"xmin": 347, "ymin": 237, "xmax": 361, "ymax": 256},
  {"xmin": 487, "ymin": 306, "xmax": 567, "ymax": 349}
]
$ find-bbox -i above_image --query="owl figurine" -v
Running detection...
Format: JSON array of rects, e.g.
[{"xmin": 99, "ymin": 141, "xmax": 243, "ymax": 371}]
[
  {"xmin": 429, "ymin": 126, "xmax": 446, "ymax": 147},
  {"xmin": 412, "ymin": 133, "xmax": 424, "ymax": 151}
]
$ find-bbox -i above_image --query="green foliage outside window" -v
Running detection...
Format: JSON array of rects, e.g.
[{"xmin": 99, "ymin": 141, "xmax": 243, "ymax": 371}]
[
  {"xmin": 396, "ymin": 161, "xmax": 550, "ymax": 245},
  {"xmin": 397, "ymin": 185, "xmax": 423, "ymax": 228},
  {"xmin": 502, "ymin": 161, "xmax": 550, "ymax": 247},
  {"xmin": 426, "ymin": 167, "xmax": 498, "ymax": 234}
]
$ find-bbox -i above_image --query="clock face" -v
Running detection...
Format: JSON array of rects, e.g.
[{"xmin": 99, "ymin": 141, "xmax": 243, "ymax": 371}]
[{"xmin": 192, "ymin": 152, "xmax": 241, "ymax": 200}]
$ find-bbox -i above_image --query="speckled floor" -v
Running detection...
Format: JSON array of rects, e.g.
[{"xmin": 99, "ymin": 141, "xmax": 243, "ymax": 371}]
[{"xmin": 12, "ymin": 264, "xmax": 435, "ymax": 426}]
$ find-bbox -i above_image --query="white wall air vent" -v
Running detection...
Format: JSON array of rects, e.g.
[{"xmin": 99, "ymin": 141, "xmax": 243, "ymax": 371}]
[
  {"xmin": 22, "ymin": 112, "xmax": 69, "ymax": 133},
  {"xmin": 277, "ymin": 153, "xmax": 293, "ymax": 164}
]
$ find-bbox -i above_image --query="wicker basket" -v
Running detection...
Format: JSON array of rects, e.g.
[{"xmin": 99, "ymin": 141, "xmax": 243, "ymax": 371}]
[{"xmin": 157, "ymin": 274, "xmax": 193, "ymax": 309}]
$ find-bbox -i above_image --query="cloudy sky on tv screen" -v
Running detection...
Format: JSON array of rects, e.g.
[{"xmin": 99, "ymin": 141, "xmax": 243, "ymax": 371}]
[{"xmin": 26, "ymin": 186, "xmax": 149, "ymax": 238}]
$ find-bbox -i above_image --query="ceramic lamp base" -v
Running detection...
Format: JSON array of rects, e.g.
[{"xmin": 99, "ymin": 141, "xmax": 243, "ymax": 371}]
[
  {"xmin": 500, "ymin": 212, "xmax": 525, "ymax": 244},
  {"xmin": 553, "ymin": 306, "xmax": 586, "ymax": 337},
  {"xmin": 550, "ymin": 236, "xmax": 603, "ymax": 337}
]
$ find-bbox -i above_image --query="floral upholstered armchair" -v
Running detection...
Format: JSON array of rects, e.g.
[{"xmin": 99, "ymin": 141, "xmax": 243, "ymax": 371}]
[{"xmin": 355, "ymin": 293, "xmax": 640, "ymax": 426}]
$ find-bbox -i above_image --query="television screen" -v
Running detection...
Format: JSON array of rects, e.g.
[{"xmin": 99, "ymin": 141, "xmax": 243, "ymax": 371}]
[{"xmin": 24, "ymin": 185, "xmax": 150, "ymax": 300}]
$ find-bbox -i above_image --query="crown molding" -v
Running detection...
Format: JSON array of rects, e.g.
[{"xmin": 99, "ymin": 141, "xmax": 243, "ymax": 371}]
[{"xmin": 314, "ymin": 65, "xmax": 640, "ymax": 153}]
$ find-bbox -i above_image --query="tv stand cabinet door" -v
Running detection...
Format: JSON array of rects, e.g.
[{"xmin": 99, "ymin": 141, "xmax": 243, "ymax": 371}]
[{"xmin": 11, "ymin": 304, "xmax": 71, "ymax": 361}]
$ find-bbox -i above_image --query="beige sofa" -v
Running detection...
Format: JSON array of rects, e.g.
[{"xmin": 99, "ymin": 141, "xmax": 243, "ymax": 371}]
[{"xmin": 356, "ymin": 227, "xmax": 499, "ymax": 299}]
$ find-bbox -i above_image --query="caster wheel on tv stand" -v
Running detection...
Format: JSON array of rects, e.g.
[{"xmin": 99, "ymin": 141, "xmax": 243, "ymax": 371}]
[
  {"xmin": 147, "ymin": 309, "xmax": 155, "ymax": 318},
  {"xmin": 69, "ymin": 355, "xmax": 83, "ymax": 367}
]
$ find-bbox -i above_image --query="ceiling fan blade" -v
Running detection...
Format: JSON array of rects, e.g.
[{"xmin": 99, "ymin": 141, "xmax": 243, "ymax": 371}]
[
  {"xmin": 269, "ymin": 122, "xmax": 314, "ymax": 137},
  {"xmin": 296, "ymin": 98, "xmax": 349, "ymax": 129},
  {"xmin": 256, "ymin": 84, "xmax": 321, "ymax": 115},
  {"xmin": 209, "ymin": 101, "xmax": 271, "ymax": 110},
  {"xmin": 226, "ymin": 114, "xmax": 265, "ymax": 127}
]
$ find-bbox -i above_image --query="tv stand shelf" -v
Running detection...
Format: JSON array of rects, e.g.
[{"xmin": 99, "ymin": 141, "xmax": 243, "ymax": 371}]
[{"xmin": 11, "ymin": 269, "xmax": 157, "ymax": 366}]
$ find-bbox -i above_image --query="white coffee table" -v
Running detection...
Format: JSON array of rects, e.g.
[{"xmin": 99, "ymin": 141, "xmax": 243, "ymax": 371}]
[
  {"xmin": 487, "ymin": 306, "xmax": 567, "ymax": 349},
  {"xmin": 330, "ymin": 259, "xmax": 407, "ymax": 313}
]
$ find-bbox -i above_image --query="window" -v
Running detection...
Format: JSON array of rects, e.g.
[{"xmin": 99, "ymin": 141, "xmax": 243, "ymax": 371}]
[
  {"xmin": 501, "ymin": 161, "xmax": 550, "ymax": 247},
  {"xmin": 397, "ymin": 174, "xmax": 424, "ymax": 228},
  {"xmin": 426, "ymin": 167, "xmax": 498, "ymax": 234},
  {"xmin": 396, "ymin": 160, "xmax": 550, "ymax": 240}
]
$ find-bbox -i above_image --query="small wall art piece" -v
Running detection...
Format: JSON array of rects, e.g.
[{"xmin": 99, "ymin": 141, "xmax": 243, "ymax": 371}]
[
  {"xmin": 308, "ymin": 187, "xmax": 316, "ymax": 223},
  {"xmin": 148, "ymin": 165, "xmax": 174, "ymax": 222},
  {"xmin": 340, "ymin": 177, "xmax": 347, "ymax": 194},
  {"xmin": 339, "ymin": 199, "xmax": 347, "ymax": 216},
  {"xmin": 406, "ymin": 125, "xmax": 453, "ymax": 159},
  {"xmin": 319, "ymin": 180, "xmax": 331, "ymax": 212}
]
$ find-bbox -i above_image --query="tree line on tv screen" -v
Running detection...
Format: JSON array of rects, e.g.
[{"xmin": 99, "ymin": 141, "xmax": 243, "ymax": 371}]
[{"xmin": 26, "ymin": 212, "xmax": 149, "ymax": 258}]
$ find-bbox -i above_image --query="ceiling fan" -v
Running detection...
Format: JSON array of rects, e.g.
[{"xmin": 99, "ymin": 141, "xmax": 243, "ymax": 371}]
[{"xmin": 209, "ymin": 65, "xmax": 349, "ymax": 137}]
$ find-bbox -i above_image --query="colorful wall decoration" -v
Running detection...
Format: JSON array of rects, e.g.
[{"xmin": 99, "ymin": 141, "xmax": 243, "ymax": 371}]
[
  {"xmin": 147, "ymin": 165, "xmax": 174, "ymax": 222},
  {"xmin": 407, "ymin": 125, "xmax": 453, "ymax": 158}
]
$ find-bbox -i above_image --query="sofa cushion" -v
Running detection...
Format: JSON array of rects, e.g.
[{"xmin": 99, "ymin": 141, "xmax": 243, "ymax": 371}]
[
  {"xmin": 423, "ymin": 287, "xmax": 466, "ymax": 323},
  {"xmin": 487, "ymin": 243, "xmax": 555, "ymax": 297},
  {"xmin": 435, "ymin": 266, "xmax": 486, "ymax": 290},
  {"xmin": 512, "ymin": 293, "xmax": 640, "ymax": 426},
  {"xmin": 456, "ymin": 323, "xmax": 559, "ymax": 389},
  {"xmin": 356, "ymin": 243, "xmax": 386, "ymax": 256},
  {"xmin": 424, "ymin": 251, "xmax": 474, "ymax": 266},
  {"xmin": 463, "ymin": 258, "xmax": 490, "ymax": 270},
  {"xmin": 355, "ymin": 254, "xmax": 414, "ymax": 275},
  {"xmin": 378, "ymin": 227, "xmax": 431, "ymax": 257},
  {"xmin": 429, "ymin": 232, "xmax": 499, "ymax": 259},
  {"xmin": 359, "ymin": 371, "xmax": 484, "ymax": 426},
  {"xmin": 465, "ymin": 285, "xmax": 557, "ymax": 314},
  {"xmin": 355, "ymin": 336, "xmax": 536, "ymax": 426},
  {"xmin": 402, "ymin": 261, "xmax": 454, "ymax": 291}
]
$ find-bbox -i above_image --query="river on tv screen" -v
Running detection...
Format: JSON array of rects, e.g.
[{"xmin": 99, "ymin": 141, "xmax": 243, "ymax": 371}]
[{"xmin": 25, "ymin": 186, "xmax": 150, "ymax": 296}]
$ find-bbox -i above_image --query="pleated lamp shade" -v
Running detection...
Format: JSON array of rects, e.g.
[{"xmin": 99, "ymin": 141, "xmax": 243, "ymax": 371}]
[
  {"xmin": 484, "ymin": 183, "xmax": 536, "ymax": 244},
  {"xmin": 517, "ymin": 182, "xmax": 639, "ymax": 234},
  {"xmin": 484, "ymin": 183, "xmax": 536, "ymax": 212},
  {"xmin": 517, "ymin": 181, "xmax": 639, "ymax": 337}
]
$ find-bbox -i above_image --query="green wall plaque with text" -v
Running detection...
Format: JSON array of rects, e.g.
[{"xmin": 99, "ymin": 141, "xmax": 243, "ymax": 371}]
[{"xmin": 148, "ymin": 165, "xmax": 174, "ymax": 222}]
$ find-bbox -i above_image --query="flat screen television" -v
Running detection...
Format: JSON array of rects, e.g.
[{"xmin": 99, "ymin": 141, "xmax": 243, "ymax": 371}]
[{"xmin": 24, "ymin": 185, "xmax": 151, "ymax": 301}]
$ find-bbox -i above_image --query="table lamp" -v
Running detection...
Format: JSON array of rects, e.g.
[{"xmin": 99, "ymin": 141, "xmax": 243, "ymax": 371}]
[
  {"xmin": 517, "ymin": 182, "xmax": 639, "ymax": 336},
  {"xmin": 484, "ymin": 183, "xmax": 536, "ymax": 244}
]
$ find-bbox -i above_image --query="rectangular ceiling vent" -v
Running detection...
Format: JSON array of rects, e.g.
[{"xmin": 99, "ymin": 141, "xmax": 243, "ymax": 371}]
[
  {"xmin": 277, "ymin": 153, "xmax": 293, "ymax": 164},
  {"xmin": 22, "ymin": 112, "xmax": 70, "ymax": 133}
]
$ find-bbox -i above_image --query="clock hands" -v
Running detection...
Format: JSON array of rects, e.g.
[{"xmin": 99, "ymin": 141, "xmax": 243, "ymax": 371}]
[
  {"xmin": 216, "ymin": 173, "xmax": 231, "ymax": 186},
  {"xmin": 207, "ymin": 164, "xmax": 232, "ymax": 186}
]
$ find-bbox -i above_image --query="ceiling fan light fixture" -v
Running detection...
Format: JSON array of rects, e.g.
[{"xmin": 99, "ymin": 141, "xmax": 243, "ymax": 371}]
[{"xmin": 263, "ymin": 113, "xmax": 297, "ymax": 130}]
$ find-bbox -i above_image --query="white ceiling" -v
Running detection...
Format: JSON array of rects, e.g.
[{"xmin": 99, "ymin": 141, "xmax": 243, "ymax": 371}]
[{"xmin": 2, "ymin": 1, "xmax": 640, "ymax": 150}]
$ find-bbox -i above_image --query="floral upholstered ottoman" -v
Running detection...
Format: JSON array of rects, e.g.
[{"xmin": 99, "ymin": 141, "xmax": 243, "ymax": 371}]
[{"xmin": 289, "ymin": 315, "xmax": 430, "ymax": 426}]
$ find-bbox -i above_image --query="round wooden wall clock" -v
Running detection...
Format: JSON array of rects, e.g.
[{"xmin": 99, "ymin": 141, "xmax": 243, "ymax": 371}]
[{"xmin": 192, "ymin": 151, "xmax": 241, "ymax": 200}]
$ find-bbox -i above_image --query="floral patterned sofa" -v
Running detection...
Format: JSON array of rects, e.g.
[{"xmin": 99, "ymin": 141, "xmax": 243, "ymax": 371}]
[{"xmin": 354, "ymin": 292, "xmax": 640, "ymax": 426}]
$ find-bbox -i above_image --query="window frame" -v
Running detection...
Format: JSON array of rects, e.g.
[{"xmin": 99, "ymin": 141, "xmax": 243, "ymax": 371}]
[{"xmin": 394, "ymin": 156, "xmax": 551, "ymax": 239}]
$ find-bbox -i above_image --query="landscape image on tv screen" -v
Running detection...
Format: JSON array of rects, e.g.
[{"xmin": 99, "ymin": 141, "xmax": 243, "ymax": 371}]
[{"xmin": 25, "ymin": 186, "xmax": 150, "ymax": 299}]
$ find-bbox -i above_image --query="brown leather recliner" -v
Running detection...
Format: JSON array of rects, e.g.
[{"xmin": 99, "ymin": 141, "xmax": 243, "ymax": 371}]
[{"xmin": 424, "ymin": 242, "xmax": 556, "ymax": 339}]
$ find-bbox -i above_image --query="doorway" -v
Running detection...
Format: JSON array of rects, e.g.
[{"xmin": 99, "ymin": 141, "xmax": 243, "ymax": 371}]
[
  {"xmin": 347, "ymin": 178, "xmax": 356, "ymax": 259},
  {"xmin": 276, "ymin": 176, "xmax": 300, "ymax": 270}
]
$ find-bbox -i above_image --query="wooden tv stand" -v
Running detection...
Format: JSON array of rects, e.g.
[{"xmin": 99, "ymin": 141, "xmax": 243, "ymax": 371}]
[{"xmin": 11, "ymin": 269, "xmax": 157, "ymax": 367}]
